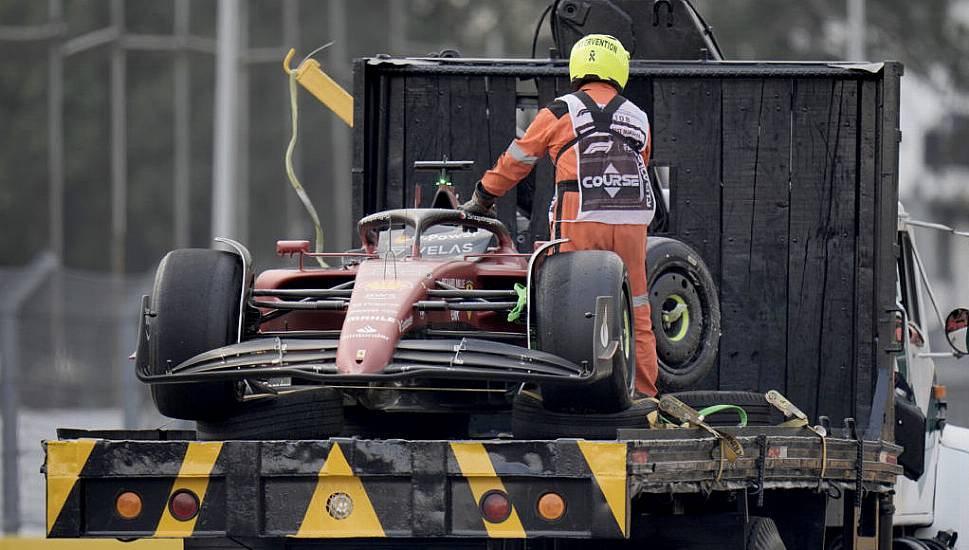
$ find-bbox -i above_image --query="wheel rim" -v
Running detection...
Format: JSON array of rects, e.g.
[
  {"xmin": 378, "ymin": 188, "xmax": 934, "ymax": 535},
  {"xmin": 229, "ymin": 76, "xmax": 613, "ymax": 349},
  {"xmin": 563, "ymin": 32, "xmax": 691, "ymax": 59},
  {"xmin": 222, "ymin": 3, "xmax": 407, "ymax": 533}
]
[
  {"xmin": 623, "ymin": 293, "xmax": 634, "ymax": 394},
  {"xmin": 662, "ymin": 293, "xmax": 690, "ymax": 342},
  {"xmin": 650, "ymin": 271, "xmax": 703, "ymax": 370},
  {"xmin": 623, "ymin": 303, "xmax": 632, "ymax": 360}
]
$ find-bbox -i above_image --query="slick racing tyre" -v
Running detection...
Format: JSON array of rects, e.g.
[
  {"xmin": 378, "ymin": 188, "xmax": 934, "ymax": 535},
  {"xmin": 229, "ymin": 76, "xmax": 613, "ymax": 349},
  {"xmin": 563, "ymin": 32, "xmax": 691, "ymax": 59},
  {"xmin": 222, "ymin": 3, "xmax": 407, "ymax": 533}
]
[
  {"xmin": 196, "ymin": 389, "xmax": 344, "ymax": 441},
  {"xmin": 892, "ymin": 537, "xmax": 948, "ymax": 550},
  {"xmin": 512, "ymin": 391, "xmax": 656, "ymax": 439},
  {"xmin": 746, "ymin": 517, "xmax": 787, "ymax": 550},
  {"xmin": 148, "ymin": 249, "xmax": 243, "ymax": 421},
  {"xmin": 646, "ymin": 237, "xmax": 721, "ymax": 392},
  {"xmin": 534, "ymin": 250, "xmax": 635, "ymax": 414}
]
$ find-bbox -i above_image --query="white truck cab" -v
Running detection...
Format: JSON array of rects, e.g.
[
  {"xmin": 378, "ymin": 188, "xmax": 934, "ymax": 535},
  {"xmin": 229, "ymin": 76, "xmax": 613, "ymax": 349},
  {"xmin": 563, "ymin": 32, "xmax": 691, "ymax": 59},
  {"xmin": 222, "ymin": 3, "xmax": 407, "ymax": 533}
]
[{"xmin": 892, "ymin": 202, "xmax": 969, "ymax": 548}]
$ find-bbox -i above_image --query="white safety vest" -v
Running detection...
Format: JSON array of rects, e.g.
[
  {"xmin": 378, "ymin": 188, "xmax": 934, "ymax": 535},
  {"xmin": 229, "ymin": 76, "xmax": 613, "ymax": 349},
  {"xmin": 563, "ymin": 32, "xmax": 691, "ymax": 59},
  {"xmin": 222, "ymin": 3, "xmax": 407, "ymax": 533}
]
[{"xmin": 556, "ymin": 91, "xmax": 655, "ymax": 226}]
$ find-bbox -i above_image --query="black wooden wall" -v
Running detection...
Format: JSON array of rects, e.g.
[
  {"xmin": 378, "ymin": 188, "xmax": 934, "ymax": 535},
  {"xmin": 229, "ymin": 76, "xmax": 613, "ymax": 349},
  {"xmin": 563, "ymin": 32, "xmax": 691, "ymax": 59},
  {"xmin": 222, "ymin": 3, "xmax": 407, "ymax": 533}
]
[{"xmin": 352, "ymin": 60, "xmax": 901, "ymax": 429}]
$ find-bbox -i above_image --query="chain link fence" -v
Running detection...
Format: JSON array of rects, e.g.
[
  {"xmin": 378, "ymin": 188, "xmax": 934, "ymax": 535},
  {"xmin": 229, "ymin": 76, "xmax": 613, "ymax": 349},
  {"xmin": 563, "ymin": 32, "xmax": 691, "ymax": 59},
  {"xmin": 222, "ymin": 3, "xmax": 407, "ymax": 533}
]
[
  {"xmin": 0, "ymin": 257, "xmax": 169, "ymax": 534},
  {"xmin": 4, "ymin": 0, "xmax": 969, "ymax": 538},
  {"xmin": 0, "ymin": 0, "xmax": 544, "ymax": 534}
]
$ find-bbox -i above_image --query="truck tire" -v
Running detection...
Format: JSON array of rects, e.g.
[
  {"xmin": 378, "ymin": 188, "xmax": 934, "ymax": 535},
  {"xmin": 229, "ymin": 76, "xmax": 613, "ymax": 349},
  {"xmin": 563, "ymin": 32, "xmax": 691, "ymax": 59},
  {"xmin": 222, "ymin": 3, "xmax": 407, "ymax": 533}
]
[
  {"xmin": 669, "ymin": 391, "xmax": 774, "ymax": 426},
  {"xmin": 893, "ymin": 537, "xmax": 947, "ymax": 550},
  {"xmin": 148, "ymin": 249, "xmax": 243, "ymax": 421},
  {"xmin": 747, "ymin": 517, "xmax": 786, "ymax": 550},
  {"xmin": 196, "ymin": 389, "xmax": 344, "ymax": 441},
  {"xmin": 512, "ymin": 391, "xmax": 656, "ymax": 439},
  {"xmin": 535, "ymin": 251, "xmax": 635, "ymax": 414},
  {"xmin": 647, "ymin": 237, "xmax": 720, "ymax": 392}
]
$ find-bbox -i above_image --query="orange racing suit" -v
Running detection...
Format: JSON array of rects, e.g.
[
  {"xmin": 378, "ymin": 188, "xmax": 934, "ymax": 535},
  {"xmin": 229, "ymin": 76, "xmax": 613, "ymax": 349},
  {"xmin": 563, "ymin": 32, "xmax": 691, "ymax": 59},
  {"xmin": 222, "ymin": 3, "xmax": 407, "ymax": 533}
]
[{"xmin": 481, "ymin": 81, "xmax": 658, "ymax": 396}]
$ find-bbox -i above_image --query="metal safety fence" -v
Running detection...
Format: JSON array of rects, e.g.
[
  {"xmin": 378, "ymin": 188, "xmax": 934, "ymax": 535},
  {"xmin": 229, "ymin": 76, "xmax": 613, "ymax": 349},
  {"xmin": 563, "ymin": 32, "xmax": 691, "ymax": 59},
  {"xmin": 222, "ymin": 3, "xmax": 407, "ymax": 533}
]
[{"xmin": 0, "ymin": 257, "xmax": 167, "ymax": 534}]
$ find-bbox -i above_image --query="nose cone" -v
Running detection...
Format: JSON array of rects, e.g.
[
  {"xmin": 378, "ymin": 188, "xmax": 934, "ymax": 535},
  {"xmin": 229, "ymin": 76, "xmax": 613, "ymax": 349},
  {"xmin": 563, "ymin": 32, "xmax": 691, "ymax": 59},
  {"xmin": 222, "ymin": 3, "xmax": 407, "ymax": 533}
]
[
  {"xmin": 336, "ymin": 262, "xmax": 428, "ymax": 374},
  {"xmin": 337, "ymin": 318, "xmax": 399, "ymax": 374}
]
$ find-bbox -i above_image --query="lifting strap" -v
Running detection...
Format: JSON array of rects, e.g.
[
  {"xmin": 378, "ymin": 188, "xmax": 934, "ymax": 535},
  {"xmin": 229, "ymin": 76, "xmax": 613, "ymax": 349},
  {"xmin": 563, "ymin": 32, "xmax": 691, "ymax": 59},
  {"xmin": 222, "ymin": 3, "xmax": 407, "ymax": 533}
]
[{"xmin": 554, "ymin": 91, "xmax": 644, "ymax": 164}]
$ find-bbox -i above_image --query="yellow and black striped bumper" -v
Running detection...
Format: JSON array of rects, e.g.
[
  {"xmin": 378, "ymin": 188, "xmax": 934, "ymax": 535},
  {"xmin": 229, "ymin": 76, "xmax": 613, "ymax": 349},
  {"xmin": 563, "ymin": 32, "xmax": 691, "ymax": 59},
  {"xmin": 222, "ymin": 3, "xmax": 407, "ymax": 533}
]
[{"xmin": 45, "ymin": 438, "xmax": 628, "ymax": 540}]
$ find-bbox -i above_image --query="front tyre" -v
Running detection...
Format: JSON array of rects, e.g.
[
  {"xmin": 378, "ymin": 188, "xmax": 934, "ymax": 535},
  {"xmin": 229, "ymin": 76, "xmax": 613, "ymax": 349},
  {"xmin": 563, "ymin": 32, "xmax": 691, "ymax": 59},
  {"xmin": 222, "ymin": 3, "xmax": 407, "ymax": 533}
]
[
  {"xmin": 147, "ymin": 249, "xmax": 243, "ymax": 421},
  {"xmin": 534, "ymin": 250, "xmax": 634, "ymax": 414}
]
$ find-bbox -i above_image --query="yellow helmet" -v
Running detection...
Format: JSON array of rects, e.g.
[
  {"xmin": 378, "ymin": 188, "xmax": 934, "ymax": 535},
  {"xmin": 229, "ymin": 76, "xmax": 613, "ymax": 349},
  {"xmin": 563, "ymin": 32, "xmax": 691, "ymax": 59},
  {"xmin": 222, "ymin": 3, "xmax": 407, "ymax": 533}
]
[{"xmin": 568, "ymin": 34, "xmax": 630, "ymax": 90}]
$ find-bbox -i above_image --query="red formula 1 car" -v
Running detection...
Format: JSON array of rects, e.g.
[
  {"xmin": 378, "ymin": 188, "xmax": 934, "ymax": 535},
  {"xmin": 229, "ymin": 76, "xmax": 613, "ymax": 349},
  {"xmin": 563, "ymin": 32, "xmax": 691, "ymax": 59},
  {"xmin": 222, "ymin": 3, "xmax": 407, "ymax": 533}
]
[{"xmin": 135, "ymin": 203, "xmax": 642, "ymax": 438}]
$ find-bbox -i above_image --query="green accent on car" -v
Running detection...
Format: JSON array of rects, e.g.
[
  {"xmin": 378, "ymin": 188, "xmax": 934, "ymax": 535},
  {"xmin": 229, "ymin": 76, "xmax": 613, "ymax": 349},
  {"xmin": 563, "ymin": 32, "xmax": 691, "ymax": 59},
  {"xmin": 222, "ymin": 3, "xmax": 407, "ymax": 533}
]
[{"xmin": 507, "ymin": 283, "xmax": 527, "ymax": 322}]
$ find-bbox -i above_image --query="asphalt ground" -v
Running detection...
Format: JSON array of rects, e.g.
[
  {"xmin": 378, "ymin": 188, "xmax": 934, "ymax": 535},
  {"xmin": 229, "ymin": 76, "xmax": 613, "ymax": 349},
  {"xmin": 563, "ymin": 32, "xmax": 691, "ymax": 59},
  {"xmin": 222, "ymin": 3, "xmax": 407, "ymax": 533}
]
[{"xmin": 0, "ymin": 539, "xmax": 179, "ymax": 549}]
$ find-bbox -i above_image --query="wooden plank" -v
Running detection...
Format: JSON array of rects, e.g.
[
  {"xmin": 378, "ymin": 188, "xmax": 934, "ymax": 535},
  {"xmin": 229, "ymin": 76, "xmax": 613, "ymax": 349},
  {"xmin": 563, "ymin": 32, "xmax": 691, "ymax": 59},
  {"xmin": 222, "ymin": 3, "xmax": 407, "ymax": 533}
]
[
  {"xmin": 816, "ymin": 79, "xmax": 859, "ymax": 424},
  {"xmin": 854, "ymin": 79, "xmax": 878, "ymax": 432},
  {"xmin": 786, "ymin": 78, "xmax": 831, "ymax": 421},
  {"xmin": 351, "ymin": 60, "xmax": 369, "ymax": 239},
  {"xmin": 402, "ymin": 76, "xmax": 447, "ymax": 211},
  {"xmin": 718, "ymin": 78, "xmax": 792, "ymax": 393},
  {"xmin": 622, "ymin": 75, "xmax": 654, "ymax": 132},
  {"xmin": 446, "ymin": 75, "xmax": 477, "ymax": 206},
  {"xmin": 528, "ymin": 76, "xmax": 570, "ymax": 242},
  {"xmin": 445, "ymin": 76, "xmax": 506, "ymax": 212},
  {"xmin": 386, "ymin": 75, "xmax": 406, "ymax": 209},
  {"xmin": 653, "ymin": 77, "xmax": 723, "ymax": 390},
  {"xmin": 485, "ymin": 76, "xmax": 520, "ymax": 238},
  {"xmin": 873, "ymin": 64, "xmax": 902, "ymax": 441},
  {"xmin": 787, "ymin": 79, "xmax": 858, "ymax": 423},
  {"xmin": 371, "ymin": 74, "xmax": 391, "ymax": 213}
]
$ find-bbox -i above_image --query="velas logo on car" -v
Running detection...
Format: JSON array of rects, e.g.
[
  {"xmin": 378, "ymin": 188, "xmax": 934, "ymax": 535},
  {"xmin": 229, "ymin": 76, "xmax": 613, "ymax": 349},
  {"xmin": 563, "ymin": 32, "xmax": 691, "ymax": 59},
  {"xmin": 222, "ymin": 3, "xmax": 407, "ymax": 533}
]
[
  {"xmin": 581, "ymin": 163, "xmax": 638, "ymax": 197},
  {"xmin": 356, "ymin": 325, "xmax": 378, "ymax": 334}
]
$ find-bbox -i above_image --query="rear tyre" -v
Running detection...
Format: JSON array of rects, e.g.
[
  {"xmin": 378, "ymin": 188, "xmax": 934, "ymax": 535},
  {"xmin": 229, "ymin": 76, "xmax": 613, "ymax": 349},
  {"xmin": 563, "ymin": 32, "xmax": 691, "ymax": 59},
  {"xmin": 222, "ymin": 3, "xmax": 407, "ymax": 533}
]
[
  {"xmin": 196, "ymin": 389, "xmax": 344, "ymax": 441},
  {"xmin": 535, "ymin": 251, "xmax": 634, "ymax": 414},
  {"xmin": 669, "ymin": 391, "xmax": 774, "ymax": 426},
  {"xmin": 746, "ymin": 517, "xmax": 786, "ymax": 550},
  {"xmin": 148, "ymin": 249, "xmax": 243, "ymax": 421},
  {"xmin": 512, "ymin": 392, "xmax": 656, "ymax": 439},
  {"xmin": 646, "ymin": 237, "xmax": 720, "ymax": 392}
]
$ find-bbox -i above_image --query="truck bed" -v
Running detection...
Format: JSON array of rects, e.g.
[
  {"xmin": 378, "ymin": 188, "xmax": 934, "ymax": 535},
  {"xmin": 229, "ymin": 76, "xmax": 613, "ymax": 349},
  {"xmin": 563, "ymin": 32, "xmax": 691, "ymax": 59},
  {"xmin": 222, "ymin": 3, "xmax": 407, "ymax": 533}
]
[{"xmin": 44, "ymin": 427, "xmax": 900, "ymax": 540}]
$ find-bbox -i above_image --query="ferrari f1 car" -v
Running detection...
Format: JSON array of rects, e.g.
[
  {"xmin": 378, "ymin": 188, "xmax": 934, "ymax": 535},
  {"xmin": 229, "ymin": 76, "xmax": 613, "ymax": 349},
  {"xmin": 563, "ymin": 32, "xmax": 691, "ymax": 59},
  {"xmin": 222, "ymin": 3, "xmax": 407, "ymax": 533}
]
[{"xmin": 135, "ymin": 189, "xmax": 719, "ymax": 439}]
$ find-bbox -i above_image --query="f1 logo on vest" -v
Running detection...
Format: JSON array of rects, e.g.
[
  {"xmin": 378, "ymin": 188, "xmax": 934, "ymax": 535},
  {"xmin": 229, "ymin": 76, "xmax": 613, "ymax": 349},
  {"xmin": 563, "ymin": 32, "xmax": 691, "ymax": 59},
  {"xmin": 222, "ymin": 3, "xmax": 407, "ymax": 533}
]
[
  {"xmin": 582, "ymin": 141, "xmax": 614, "ymax": 155},
  {"xmin": 581, "ymin": 163, "xmax": 640, "ymax": 198}
]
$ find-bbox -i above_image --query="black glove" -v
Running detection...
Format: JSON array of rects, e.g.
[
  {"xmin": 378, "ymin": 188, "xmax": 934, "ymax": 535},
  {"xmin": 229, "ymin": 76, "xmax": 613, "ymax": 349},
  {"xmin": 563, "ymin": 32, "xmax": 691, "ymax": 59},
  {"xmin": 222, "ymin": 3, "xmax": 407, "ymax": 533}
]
[{"xmin": 458, "ymin": 182, "xmax": 498, "ymax": 218}]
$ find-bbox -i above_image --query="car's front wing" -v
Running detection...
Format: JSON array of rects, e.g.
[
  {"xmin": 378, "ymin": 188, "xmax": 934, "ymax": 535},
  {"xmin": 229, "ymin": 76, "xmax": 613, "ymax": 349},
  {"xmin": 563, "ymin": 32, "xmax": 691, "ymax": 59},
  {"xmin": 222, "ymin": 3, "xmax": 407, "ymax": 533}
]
[{"xmin": 137, "ymin": 337, "xmax": 595, "ymax": 386}]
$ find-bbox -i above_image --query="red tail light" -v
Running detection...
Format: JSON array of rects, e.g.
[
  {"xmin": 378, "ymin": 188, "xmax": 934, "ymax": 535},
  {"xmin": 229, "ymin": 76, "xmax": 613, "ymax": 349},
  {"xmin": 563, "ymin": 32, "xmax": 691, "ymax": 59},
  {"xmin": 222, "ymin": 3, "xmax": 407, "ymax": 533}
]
[
  {"xmin": 480, "ymin": 490, "xmax": 512, "ymax": 523},
  {"xmin": 168, "ymin": 489, "xmax": 200, "ymax": 521}
]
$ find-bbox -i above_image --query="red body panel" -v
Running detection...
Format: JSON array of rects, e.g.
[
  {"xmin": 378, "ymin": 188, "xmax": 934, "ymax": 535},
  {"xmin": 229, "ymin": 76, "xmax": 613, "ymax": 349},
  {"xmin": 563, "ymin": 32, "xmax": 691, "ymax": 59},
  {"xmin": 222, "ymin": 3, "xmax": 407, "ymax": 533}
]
[
  {"xmin": 254, "ymin": 252, "xmax": 529, "ymax": 373},
  {"xmin": 339, "ymin": 259, "xmax": 440, "ymax": 373}
]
